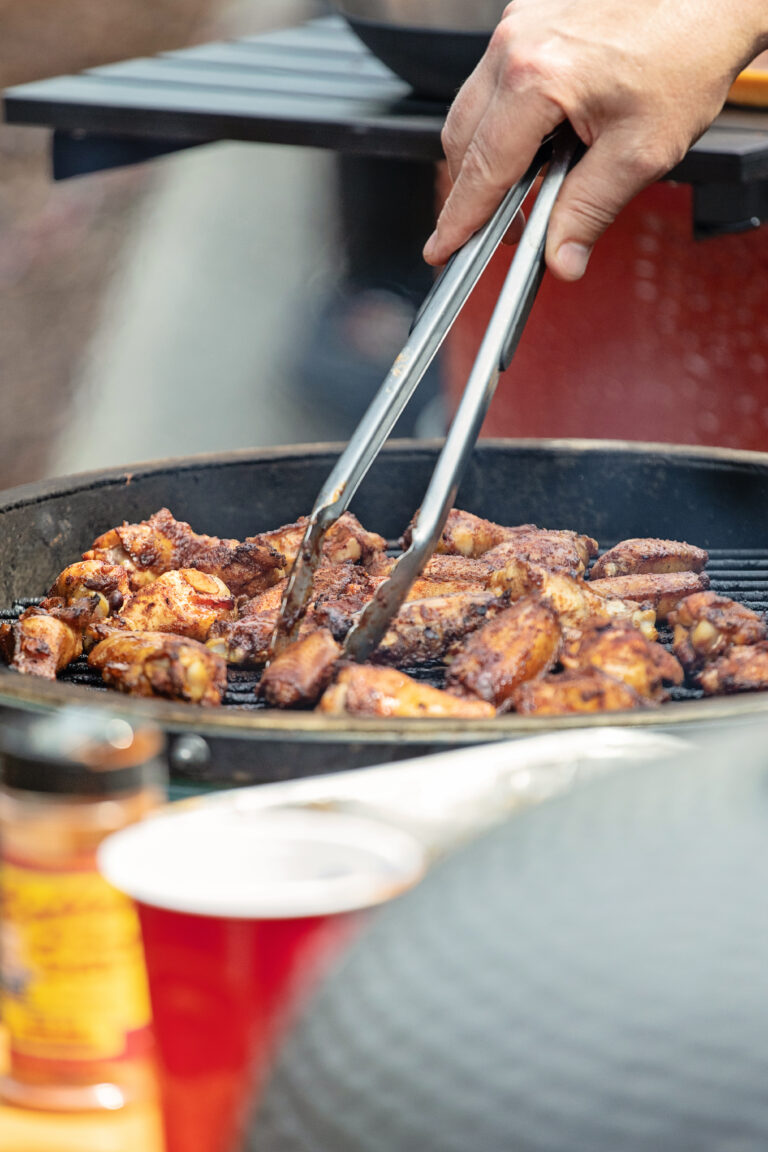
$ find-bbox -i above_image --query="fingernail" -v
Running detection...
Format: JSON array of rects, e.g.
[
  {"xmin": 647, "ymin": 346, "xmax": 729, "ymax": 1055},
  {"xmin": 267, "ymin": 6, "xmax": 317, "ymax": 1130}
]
[
  {"xmin": 423, "ymin": 230, "xmax": 439, "ymax": 261},
  {"xmin": 556, "ymin": 241, "xmax": 591, "ymax": 280}
]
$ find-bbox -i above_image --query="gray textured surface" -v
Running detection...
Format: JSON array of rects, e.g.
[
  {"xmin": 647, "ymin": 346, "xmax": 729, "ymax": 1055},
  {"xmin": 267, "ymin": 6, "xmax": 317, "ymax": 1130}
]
[{"xmin": 249, "ymin": 733, "xmax": 768, "ymax": 1150}]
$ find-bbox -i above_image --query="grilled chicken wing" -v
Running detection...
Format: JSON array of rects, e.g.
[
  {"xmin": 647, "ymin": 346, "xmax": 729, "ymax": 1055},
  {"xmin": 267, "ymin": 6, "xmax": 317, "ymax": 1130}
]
[
  {"xmin": 402, "ymin": 508, "xmax": 598, "ymax": 572},
  {"xmin": 588, "ymin": 572, "xmax": 710, "ymax": 620},
  {"xmin": 373, "ymin": 592, "xmax": 505, "ymax": 666},
  {"xmin": 512, "ymin": 669, "xmax": 649, "ymax": 715},
  {"xmin": 698, "ymin": 642, "xmax": 768, "ymax": 695},
  {"xmin": 259, "ymin": 629, "xmax": 341, "ymax": 709},
  {"xmin": 401, "ymin": 508, "xmax": 509, "ymax": 558},
  {"xmin": 669, "ymin": 591, "xmax": 767, "ymax": 672},
  {"xmin": 0, "ymin": 609, "xmax": 82, "ymax": 680},
  {"xmin": 260, "ymin": 512, "xmax": 386, "ymax": 569},
  {"xmin": 446, "ymin": 597, "xmax": 561, "ymax": 707},
  {"xmin": 489, "ymin": 559, "xmax": 657, "ymax": 638},
  {"xmin": 318, "ymin": 665, "xmax": 496, "ymax": 719},
  {"xmin": 482, "ymin": 529, "xmax": 598, "ymax": 577},
  {"xmin": 212, "ymin": 564, "xmax": 378, "ymax": 664},
  {"xmin": 111, "ymin": 569, "xmax": 235, "ymax": 642},
  {"xmin": 590, "ymin": 538, "xmax": 709, "ymax": 580},
  {"xmin": 0, "ymin": 560, "xmax": 134, "ymax": 679},
  {"xmin": 85, "ymin": 508, "xmax": 285, "ymax": 596},
  {"xmin": 561, "ymin": 622, "xmax": 684, "ymax": 701},
  {"xmin": 89, "ymin": 631, "xmax": 226, "ymax": 705},
  {"xmin": 362, "ymin": 552, "xmax": 493, "ymax": 591},
  {"xmin": 47, "ymin": 560, "xmax": 131, "ymax": 615}
]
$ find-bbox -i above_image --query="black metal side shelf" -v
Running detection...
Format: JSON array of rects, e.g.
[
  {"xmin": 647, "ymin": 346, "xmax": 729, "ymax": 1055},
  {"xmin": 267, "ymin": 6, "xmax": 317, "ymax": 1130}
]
[{"xmin": 6, "ymin": 13, "xmax": 768, "ymax": 213}]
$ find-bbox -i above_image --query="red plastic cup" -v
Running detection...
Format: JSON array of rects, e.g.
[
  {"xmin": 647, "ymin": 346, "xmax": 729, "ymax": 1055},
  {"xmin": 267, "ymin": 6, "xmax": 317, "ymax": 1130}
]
[{"xmin": 98, "ymin": 804, "xmax": 426, "ymax": 1152}]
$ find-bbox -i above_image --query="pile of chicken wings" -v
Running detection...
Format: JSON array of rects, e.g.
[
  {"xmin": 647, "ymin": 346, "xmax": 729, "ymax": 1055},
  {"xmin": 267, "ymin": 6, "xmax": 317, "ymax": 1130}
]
[{"xmin": 1, "ymin": 506, "xmax": 765, "ymax": 718}]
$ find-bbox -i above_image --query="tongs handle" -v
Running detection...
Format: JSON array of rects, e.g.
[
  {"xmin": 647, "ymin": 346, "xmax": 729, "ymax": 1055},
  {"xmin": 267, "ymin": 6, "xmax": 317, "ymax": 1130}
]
[
  {"xmin": 270, "ymin": 137, "xmax": 552, "ymax": 654},
  {"xmin": 343, "ymin": 124, "xmax": 581, "ymax": 661}
]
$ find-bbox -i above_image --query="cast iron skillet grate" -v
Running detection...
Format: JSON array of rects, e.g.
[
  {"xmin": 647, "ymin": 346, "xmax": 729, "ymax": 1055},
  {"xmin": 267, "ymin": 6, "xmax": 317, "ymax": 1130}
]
[{"xmin": 3, "ymin": 548, "xmax": 768, "ymax": 710}]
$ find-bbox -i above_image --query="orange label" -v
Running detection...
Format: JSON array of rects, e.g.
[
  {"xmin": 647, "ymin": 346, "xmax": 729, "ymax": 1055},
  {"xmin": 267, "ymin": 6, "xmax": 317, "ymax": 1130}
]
[{"xmin": 0, "ymin": 861, "xmax": 151, "ymax": 1061}]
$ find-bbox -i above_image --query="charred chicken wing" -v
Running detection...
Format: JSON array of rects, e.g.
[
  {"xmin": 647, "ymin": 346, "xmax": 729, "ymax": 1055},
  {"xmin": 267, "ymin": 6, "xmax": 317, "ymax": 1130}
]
[
  {"xmin": 446, "ymin": 597, "xmax": 562, "ymax": 707},
  {"xmin": 0, "ymin": 609, "xmax": 82, "ymax": 680},
  {"xmin": 47, "ymin": 560, "xmax": 131, "ymax": 616},
  {"xmin": 318, "ymin": 665, "xmax": 496, "ymax": 719},
  {"xmin": 0, "ymin": 560, "xmax": 134, "ymax": 679},
  {"xmin": 489, "ymin": 559, "xmax": 657, "ymax": 638},
  {"xmin": 112, "ymin": 569, "xmax": 235, "ymax": 642},
  {"xmin": 85, "ymin": 508, "xmax": 285, "ymax": 597},
  {"xmin": 588, "ymin": 571, "xmax": 710, "ymax": 620},
  {"xmin": 590, "ymin": 538, "xmax": 709, "ymax": 580},
  {"xmin": 669, "ymin": 591, "xmax": 767, "ymax": 672},
  {"xmin": 482, "ymin": 528, "xmax": 598, "ymax": 577},
  {"xmin": 259, "ymin": 629, "xmax": 341, "ymax": 709},
  {"xmin": 89, "ymin": 631, "xmax": 226, "ymax": 705},
  {"xmin": 260, "ymin": 512, "xmax": 385, "ymax": 569},
  {"xmin": 561, "ymin": 622, "xmax": 684, "ymax": 700},
  {"xmin": 698, "ymin": 642, "xmax": 768, "ymax": 695},
  {"xmin": 512, "ymin": 669, "xmax": 649, "ymax": 715},
  {"xmin": 402, "ymin": 508, "xmax": 509, "ymax": 558},
  {"xmin": 373, "ymin": 592, "xmax": 505, "ymax": 666}
]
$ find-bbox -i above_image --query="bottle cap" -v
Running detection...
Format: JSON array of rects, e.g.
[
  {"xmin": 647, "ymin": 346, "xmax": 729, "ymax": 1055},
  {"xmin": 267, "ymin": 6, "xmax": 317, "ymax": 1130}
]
[{"xmin": 0, "ymin": 708, "xmax": 165, "ymax": 795}]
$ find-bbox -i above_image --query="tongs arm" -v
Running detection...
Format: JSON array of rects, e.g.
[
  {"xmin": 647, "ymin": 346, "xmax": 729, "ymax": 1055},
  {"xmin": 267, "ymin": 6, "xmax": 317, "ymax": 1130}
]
[
  {"xmin": 343, "ymin": 125, "xmax": 581, "ymax": 661},
  {"xmin": 270, "ymin": 138, "xmax": 552, "ymax": 654}
]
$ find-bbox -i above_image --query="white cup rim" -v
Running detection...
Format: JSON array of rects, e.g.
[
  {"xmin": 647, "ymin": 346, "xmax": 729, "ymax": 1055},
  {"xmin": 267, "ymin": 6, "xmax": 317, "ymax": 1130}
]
[{"xmin": 98, "ymin": 804, "xmax": 426, "ymax": 920}]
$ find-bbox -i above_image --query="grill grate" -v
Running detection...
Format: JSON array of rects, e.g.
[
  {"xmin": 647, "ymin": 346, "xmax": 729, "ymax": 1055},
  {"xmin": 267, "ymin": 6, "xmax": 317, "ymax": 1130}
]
[{"xmin": 3, "ymin": 547, "xmax": 768, "ymax": 709}]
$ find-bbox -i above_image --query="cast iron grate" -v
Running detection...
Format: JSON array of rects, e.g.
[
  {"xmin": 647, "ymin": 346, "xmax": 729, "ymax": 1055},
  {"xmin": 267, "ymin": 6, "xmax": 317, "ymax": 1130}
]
[{"xmin": 2, "ymin": 548, "xmax": 768, "ymax": 710}]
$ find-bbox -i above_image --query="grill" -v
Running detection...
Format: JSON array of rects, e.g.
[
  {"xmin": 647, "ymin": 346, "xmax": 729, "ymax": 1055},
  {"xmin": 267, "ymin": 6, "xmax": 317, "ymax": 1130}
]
[
  {"xmin": 3, "ymin": 548, "xmax": 768, "ymax": 708},
  {"xmin": 3, "ymin": 439, "xmax": 768, "ymax": 787}
]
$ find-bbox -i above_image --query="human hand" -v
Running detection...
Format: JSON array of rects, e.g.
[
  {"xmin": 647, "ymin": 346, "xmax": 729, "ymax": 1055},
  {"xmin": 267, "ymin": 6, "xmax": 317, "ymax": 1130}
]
[{"xmin": 424, "ymin": 0, "xmax": 768, "ymax": 280}]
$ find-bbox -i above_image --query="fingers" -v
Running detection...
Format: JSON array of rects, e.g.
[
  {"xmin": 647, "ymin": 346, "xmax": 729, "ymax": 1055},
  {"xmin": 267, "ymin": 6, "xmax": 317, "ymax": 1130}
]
[
  {"xmin": 545, "ymin": 130, "xmax": 672, "ymax": 280},
  {"xmin": 424, "ymin": 97, "xmax": 560, "ymax": 266},
  {"xmin": 441, "ymin": 62, "xmax": 495, "ymax": 183}
]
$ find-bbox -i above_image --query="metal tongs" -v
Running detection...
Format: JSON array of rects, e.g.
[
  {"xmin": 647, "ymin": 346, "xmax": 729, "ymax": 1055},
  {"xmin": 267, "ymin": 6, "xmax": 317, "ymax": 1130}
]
[{"xmin": 270, "ymin": 123, "xmax": 580, "ymax": 663}]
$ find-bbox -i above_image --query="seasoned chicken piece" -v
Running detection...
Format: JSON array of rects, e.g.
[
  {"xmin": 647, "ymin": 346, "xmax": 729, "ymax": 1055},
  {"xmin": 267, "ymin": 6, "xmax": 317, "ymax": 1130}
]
[
  {"xmin": 89, "ymin": 632, "xmax": 226, "ymax": 705},
  {"xmin": 489, "ymin": 559, "xmax": 657, "ymax": 639},
  {"xmin": 588, "ymin": 572, "xmax": 710, "ymax": 620},
  {"xmin": 85, "ymin": 508, "xmax": 285, "ymax": 596},
  {"xmin": 669, "ymin": 591, "xmax": 767, "ymax": 672},
  {"xmin": 363, "ymin": 552, "xmax": 493, "ymax": 591},
  {"xmin": 401, "ymin": 508, "xmax": 510, "ymax": 558},
  {"xmin": 111, "ymin": 569, "xmax": 235, "ymax": 642},
  {"xmin": 227, "ymin": 565, "xmax": 380, "ymax": 655},
  {"xmin": 209, "ymin": 609, "xmax": 320, "ymax": 667},
  {"xmin": 698, "ymin": 642, "xmax": 768, "ymax": 695},
  {"xmin": 0, "ymin": 609, "xmax": 82, "ymax": 680},
  {"xmin": 401, "ymin": 508, "xmax": 598, "ymax": 573},
  {"xmin": 47, "ymin": 560, "xmax": 131, "ymax": 616},
  {"xmin": 259, "ymin": 629, "xmax": 342, "ymax": 709},
  {"xmin": 318, "ymin": 665, "xmax": 496, "ymax": 719},
  {"xmin": 260, "ymin": 513, "xmax": 386, "ymax": 570},
  {"xmin": 561, "ymin": 622, "xmax": 684, "ymax": 701},
  {"xmin": 590, "ymin": 538, "xmax": 709, "ymax": 580},
  {"xmin": 237, "ymin": 564, "xmax": 376, "ymax": 623},
  {"xmin": 482, "ymin": 529, "xmax": 598, "ymax": 578},
  {"xmin": 373, "ymin": 593, "xmax": 505, "ymax": 666},
  {"xmin": 420, "ymin": 555, "xmax": 495, "ymax": 585},
  {"xmin": 446, "ymin": 597, "xmax": 561, "ymax": 707},
  {"xmin": 405, "ymin": 578, "xmax": 489, "ymax": 600},
  {"xmin": 512, "ymin": 669, "xmax": 649, "ymax": 715}
]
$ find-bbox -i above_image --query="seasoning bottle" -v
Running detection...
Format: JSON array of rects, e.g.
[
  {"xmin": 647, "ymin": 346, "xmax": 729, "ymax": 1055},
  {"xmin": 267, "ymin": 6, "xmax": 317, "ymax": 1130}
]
[{"xmin": 0, "ymin": 707, "xmax": 166, "ymax": 1111}]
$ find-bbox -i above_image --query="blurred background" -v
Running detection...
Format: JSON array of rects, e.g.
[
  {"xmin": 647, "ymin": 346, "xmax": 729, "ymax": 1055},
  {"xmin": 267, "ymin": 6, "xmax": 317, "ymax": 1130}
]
[{"xmin": 0, "ymin": 0, "xmax": 443, "ymax": 491}]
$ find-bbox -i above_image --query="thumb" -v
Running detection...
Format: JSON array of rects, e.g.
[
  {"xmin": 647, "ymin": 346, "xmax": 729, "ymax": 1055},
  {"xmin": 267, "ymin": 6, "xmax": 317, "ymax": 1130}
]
[{"xmin": 545, "ymin": 132, "xmax": 661, "ymax": 281}]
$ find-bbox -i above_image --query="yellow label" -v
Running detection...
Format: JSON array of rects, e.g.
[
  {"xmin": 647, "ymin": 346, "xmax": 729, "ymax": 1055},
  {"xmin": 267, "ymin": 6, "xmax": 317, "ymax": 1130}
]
[{"xmin": 0, "ymin": 861, "xmax": 151, "ymax": 1061}]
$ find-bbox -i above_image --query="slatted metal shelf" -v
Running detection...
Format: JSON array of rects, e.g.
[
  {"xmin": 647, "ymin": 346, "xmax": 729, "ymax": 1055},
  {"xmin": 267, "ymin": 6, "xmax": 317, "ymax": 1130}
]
[{"xmin": 5, "ymin": 16, "xmax": 768, "ymax": 185}]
